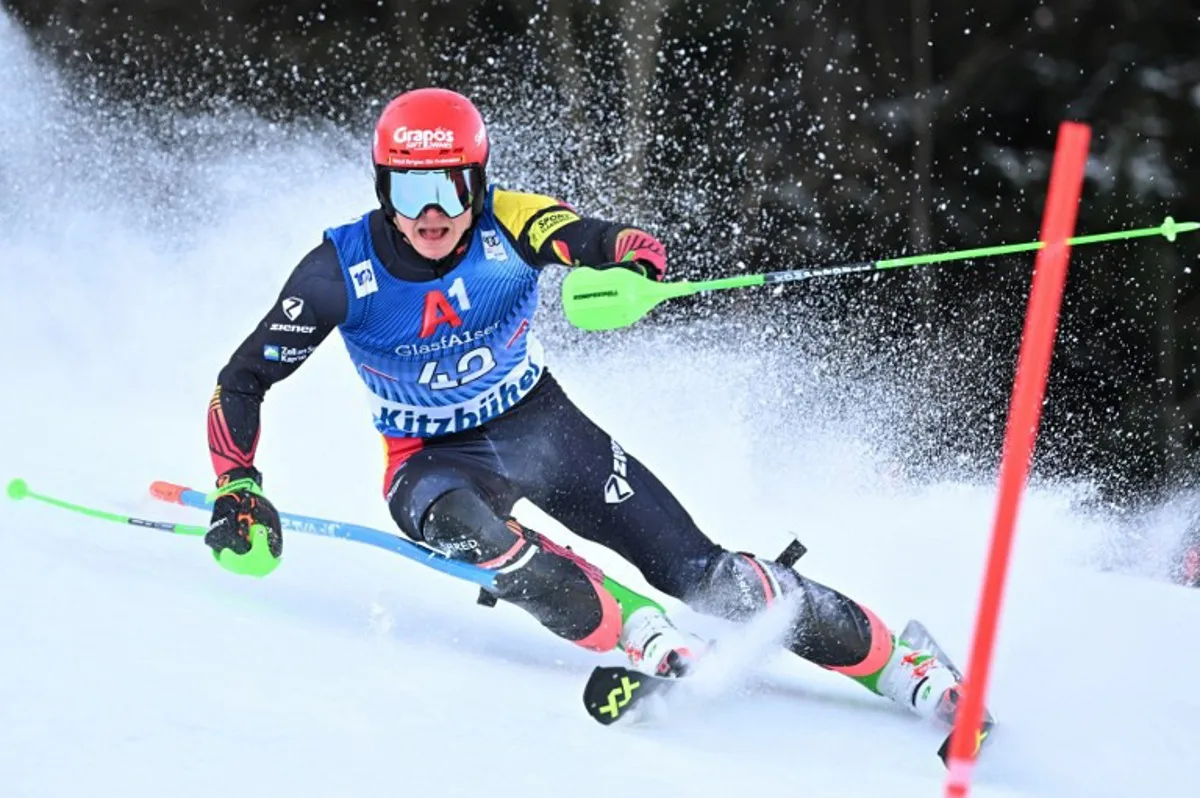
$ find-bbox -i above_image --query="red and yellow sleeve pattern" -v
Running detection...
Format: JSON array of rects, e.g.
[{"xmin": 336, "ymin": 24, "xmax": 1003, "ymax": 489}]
[
  {"xmin": 207, "ymin": 385, "xmax": 260, "ymax": 477},
  {"xmin": 490, "ymin": 189, "xmax": 667, "ymax": 280}
]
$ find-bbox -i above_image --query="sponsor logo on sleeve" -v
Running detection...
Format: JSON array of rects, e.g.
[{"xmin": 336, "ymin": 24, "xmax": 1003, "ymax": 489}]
[
  {"xmin": 263, "ymin": 344, "xmax": 314, "ymax": 364},
  {"xmin": 527, "ymin": 209, "xmax": 580, "ymax": 252},
  {"xmin": 269, "ymin": 322, "xmax": 317, "ymax": 333},
  {"xmin": 269, "ymin": 299, "xmax": 315, "ymax": 333},
  {"xmin": 282, "ymin": 296, "xmax": 304, "ymax": 320}
]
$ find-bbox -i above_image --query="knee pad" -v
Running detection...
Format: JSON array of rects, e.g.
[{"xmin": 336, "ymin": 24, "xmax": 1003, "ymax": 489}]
[
  {"xmin": 386, "ymin": 455, "xmax": 480, "ymax": 540},
  {"xmin": 420, "ymin": 488, "xmax": 523, "ymax": 565}
]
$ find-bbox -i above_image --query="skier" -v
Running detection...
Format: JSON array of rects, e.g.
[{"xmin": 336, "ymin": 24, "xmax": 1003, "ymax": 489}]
[{"xmin": 203, "ymin": 86, "xmax": 966, "ymax": 727}]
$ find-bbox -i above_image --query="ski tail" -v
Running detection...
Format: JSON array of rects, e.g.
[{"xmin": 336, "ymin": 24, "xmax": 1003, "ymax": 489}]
[
  {"xmin": 582, "ymin": 665, "xmax": 676, "ymax": 725},
  {"xmin": 937, "ymin": 713, "xmax": 995, "ymax": 765}
]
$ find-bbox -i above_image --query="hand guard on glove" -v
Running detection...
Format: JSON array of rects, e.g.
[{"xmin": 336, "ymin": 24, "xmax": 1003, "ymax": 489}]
[
  {"xmin": 609, "ymin": 228, "xmax": 667, "ymax": 282},
  {"xmin": 206, "ymin": 467, "xmax": 283, "ymax": 577}
]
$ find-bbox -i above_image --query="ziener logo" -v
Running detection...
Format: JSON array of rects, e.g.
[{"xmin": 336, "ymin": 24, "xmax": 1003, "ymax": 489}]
[
  {"xmin": 282, "ymin": 297, "xmax": 304, "ymax": 321},
  {"xmin": 604, "ymin": 440, "xmax": 635, "ymax": 504}
]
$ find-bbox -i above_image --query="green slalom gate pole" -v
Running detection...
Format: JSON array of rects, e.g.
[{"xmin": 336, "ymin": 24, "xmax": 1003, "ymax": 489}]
[{"xmin": 561, "ymin": 216, "xmax": 1200, "ymax": 331}]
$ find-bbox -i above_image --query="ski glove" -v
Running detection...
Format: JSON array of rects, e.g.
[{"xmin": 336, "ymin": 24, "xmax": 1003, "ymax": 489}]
[
  {"xmin": 206, "ymin": 467, "xmax": 282, "ymax": 577},
  {"xmin": 611, "ymin": 228, "xmax": 667, "ymax": 282}
]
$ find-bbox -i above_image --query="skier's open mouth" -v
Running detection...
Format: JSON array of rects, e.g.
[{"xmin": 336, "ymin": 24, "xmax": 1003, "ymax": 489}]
[{"xmin": 416, "ymin": 226, "xmax": 452, "ymax": 242}]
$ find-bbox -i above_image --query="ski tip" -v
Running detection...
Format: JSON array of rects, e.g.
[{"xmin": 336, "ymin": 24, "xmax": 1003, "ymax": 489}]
[
  {"xmin": 149, "ymin": 480, "xmax": 187, "ymax": 504},
  {"xmin": 6, "ymin": 478, "xmax": 29, "ymax": 501}
]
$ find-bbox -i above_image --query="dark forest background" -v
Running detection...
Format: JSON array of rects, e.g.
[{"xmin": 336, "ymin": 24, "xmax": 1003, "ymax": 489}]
[{"xmin": 6, "ymin": 0, "xmax": 1200, "ymax": 506}]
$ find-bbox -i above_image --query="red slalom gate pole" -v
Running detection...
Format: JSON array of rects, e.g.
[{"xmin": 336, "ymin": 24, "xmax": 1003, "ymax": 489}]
[{"xmin": 942, "ymin": 120, "xmax": 1092, "ymax": 798}]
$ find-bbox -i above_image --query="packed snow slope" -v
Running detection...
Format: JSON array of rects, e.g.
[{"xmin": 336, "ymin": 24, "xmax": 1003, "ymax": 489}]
[{"xmin": 2, "ymin": 12, "xmax": 1198, "ymax": 798}]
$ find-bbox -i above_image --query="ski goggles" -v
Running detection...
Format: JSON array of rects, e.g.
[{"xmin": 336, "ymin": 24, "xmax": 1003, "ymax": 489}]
[{"xmin": 382, "ymin": 166, "xmax": 483, "ymax": 219}]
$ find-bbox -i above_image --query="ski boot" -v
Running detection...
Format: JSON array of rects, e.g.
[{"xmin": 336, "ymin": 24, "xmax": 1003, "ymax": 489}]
[
  {"xmin": 618, "ymin": 606, "xmax": 705, "ymax": 678},
  {"xmin": 875, "ymin": 637, "xmax": 963, "ymax": 725}
]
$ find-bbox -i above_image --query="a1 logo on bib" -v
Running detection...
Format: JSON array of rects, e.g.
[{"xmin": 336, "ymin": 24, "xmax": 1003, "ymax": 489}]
[{"xmin": 482, "ymin": 229, "xmax": 508, "ymax": 262}]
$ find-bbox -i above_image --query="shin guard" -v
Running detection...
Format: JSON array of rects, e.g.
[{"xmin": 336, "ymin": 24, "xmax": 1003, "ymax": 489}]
[
  {"xmin": 422, "ymin": 489, "xmax": 622, "ymax": 651},
  {"xmin": 692, "ymin": 550, "xmax": 893, "ymax": 671}
]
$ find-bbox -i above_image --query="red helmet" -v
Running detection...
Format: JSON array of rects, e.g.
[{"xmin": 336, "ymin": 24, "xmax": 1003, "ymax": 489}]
[{"xmin": 372, "ymin": 88, "xmax": 490, "ymax": 220}]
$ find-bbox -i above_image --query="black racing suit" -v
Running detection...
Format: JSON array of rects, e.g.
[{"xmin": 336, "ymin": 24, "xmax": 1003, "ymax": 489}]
[{"xmin": 207, "ymin": 196, "xmax": 890, "ymax": 677}]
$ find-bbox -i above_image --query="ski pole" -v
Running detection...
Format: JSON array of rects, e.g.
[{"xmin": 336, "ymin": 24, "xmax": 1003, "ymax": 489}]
[
  {"xmin": 6, "ymin": 476, "xmax": 497, "ymax": 588},
  {"xmin": 149, "ymin": 480, "xmax": 498, "ymax": 589},
  {"xmin": 150, "ymin": 480, "xmax": 666, "ymax": 618},
  {"xmin": 7, "ymin": 477, "xmax": 206, "ymax": 536},
  {"xmin": 6, "ymin": 475, "xmax": 663, "ymax": 620},
  {"xmin": 7, "ymin": 476, "xmax": 491, "ymax": 586},
  {"xmin": 561, "ymin": 215, "xmax": 1200, "ymax": 331}
]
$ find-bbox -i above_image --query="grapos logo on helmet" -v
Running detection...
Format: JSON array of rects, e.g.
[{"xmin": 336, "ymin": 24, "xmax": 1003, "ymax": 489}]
[{"xmin": 393, "ymin": 127, "xmax": 455, "ymax": 150}]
